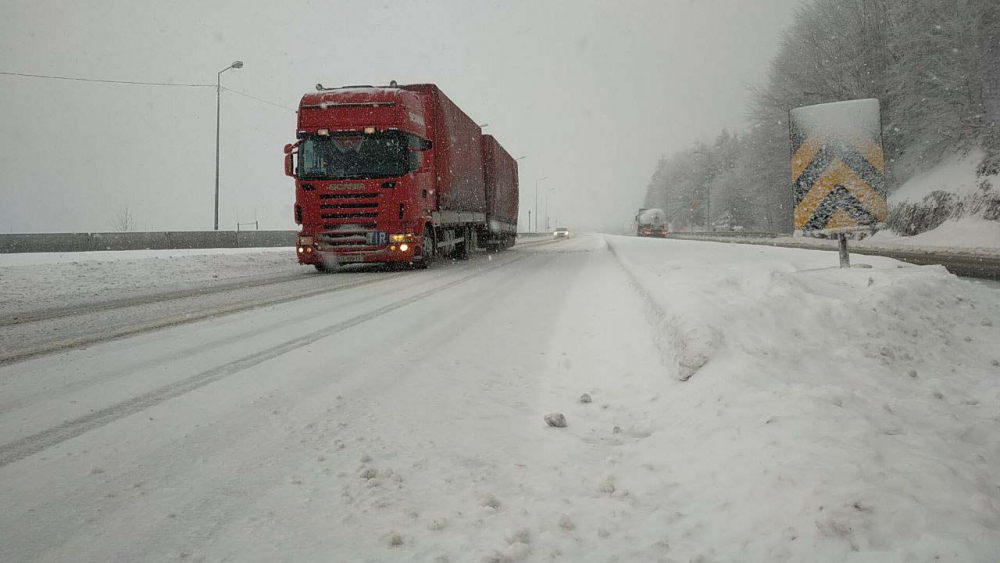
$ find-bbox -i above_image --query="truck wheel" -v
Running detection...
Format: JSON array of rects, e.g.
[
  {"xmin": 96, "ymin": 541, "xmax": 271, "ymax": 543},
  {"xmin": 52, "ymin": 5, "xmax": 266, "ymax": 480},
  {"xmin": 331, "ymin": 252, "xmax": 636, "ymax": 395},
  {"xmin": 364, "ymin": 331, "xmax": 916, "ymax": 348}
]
[
  {"xmin": 455, "ymin": 226, "xmax": 471, "ymax": 260},
  {"xmin": 313, "ymin": 262, "xmax": 340, "ymax": 274},
  {"xmin": 415, "ymin": 226, "xmax": 434, "ymax": 269}
]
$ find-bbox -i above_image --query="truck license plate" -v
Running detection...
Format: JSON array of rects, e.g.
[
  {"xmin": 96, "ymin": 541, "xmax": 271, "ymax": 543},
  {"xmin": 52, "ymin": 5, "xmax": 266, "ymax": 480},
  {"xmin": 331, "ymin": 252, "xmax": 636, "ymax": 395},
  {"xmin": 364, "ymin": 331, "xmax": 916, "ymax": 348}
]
[
  {"xmin": 338, "ymin": 255, "xmax": 364, "ymax": 263},
  {"xmin": 366, "ymin": 231, "xmax": 387, "ymax": 245}
]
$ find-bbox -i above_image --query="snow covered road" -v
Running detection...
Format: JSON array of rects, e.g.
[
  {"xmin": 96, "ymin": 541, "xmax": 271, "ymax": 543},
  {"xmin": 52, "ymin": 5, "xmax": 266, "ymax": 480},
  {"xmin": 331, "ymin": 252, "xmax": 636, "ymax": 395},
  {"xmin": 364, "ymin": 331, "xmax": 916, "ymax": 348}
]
[{"xmin": 1, "ymin": 235, "xmax": 998, "ymax": 562}]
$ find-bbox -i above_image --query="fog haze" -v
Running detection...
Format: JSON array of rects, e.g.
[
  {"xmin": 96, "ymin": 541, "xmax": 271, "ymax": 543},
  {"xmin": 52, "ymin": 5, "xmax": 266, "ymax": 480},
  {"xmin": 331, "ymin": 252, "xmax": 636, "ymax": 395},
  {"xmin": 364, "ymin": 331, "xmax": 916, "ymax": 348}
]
[{"xmin": 0, "ymin": 0, "xmax": 801, "ymax": 233}]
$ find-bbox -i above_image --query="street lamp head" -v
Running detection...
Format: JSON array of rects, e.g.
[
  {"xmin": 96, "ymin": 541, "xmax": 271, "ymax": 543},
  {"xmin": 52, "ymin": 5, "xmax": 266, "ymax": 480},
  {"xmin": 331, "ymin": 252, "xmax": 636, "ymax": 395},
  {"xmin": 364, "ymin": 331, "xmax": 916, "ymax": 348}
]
[{"xmin": 231, "ymin": 61, "xmax": 244, "ymax": 69}]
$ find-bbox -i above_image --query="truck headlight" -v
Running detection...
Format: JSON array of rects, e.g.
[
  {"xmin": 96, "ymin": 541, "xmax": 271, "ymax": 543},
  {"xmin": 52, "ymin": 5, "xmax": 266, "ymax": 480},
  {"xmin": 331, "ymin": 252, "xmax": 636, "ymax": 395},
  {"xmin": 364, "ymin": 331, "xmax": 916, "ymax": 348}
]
[
  {"xmin": 298, "ymin": 236, "xmax": 314, "ymax": 246},
  {"xmin": 390, "ymin": 233, "xmax": 414, "ymax": 243}
]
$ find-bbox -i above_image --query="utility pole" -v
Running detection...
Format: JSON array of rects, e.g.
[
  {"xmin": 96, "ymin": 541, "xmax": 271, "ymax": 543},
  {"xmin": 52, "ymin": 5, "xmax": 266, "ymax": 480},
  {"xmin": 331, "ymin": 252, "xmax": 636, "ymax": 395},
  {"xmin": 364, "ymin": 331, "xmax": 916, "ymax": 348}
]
[{"xmin": 215, "ymin": 60, "xmax": 243, "ymax": 230}]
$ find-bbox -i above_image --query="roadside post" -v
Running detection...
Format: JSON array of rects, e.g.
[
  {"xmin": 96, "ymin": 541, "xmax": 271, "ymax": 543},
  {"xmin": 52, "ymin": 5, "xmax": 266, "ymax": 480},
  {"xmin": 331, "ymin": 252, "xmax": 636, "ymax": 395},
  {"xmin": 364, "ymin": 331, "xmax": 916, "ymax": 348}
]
[{"xmin": 789, "ymin": 99, "xmax": 887, "ymax": 267}]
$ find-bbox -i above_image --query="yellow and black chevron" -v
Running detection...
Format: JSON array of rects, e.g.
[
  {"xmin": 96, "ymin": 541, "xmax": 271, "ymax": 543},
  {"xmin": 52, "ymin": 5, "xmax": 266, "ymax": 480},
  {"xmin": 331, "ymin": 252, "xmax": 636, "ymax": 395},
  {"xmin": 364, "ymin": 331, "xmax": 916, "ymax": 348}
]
[{"xmin": 789, "ymin": 104, "xmax": 887, "ymax": 232}]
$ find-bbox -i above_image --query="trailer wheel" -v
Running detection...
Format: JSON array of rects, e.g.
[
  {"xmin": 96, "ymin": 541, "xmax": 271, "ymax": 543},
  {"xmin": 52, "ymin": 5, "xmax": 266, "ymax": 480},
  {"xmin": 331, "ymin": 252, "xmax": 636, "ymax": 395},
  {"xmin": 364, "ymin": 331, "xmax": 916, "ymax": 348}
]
[{"xmin": 455, "ymin": 226, "xmax": 471, "ymax": 260}]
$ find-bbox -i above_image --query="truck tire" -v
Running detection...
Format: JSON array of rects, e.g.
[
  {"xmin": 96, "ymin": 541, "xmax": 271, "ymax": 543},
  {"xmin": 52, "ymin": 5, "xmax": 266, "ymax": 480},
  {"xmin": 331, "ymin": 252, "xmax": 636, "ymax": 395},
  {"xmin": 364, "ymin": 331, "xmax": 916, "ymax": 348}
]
[
  {"xmin": 455, "ymin": 226, "xmax": 471, "ymax": 260},
  {"xmin": 414, "ymin": 226, "xmax": 434, "ymax": 269}
]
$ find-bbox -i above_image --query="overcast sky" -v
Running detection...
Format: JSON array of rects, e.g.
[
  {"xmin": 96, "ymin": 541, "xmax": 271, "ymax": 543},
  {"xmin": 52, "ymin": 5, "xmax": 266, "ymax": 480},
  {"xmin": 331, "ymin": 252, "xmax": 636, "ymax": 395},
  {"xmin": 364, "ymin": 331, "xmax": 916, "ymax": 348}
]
[{"xmin": 0, "ymin": 0, "xmax": 802, "ymax": 233}]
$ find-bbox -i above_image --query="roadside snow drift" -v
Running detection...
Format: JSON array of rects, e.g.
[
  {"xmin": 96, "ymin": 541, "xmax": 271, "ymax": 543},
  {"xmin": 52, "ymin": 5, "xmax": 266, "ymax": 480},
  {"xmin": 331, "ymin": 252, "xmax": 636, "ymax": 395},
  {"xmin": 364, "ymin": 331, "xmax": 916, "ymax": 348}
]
[
  {"xmin": 0, "ymin": 247, "xmax": 299, "ymax": 314},
  {"xmin": 606, "ymin": 235, "xmax": 1000, "ymax": 560}
]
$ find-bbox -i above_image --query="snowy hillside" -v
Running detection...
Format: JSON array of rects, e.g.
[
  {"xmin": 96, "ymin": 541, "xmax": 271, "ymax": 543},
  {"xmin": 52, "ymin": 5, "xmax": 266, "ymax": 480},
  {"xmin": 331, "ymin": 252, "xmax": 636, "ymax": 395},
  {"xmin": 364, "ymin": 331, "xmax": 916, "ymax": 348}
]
[
  {"xmin": 882, "ymin": 151, "xmax": 999, "ymax": 248},
  {"xmin": 890, "ymin": 150, "xmax": 988, "ymax": 205}
]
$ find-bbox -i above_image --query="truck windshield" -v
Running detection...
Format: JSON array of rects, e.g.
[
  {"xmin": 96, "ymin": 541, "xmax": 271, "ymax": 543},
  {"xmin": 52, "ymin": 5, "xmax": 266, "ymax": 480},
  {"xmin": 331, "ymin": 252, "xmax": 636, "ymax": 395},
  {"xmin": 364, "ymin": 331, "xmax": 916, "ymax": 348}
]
[{"xmin": 298, "ymin": 132, "xmax": 408, "ymax": 180}]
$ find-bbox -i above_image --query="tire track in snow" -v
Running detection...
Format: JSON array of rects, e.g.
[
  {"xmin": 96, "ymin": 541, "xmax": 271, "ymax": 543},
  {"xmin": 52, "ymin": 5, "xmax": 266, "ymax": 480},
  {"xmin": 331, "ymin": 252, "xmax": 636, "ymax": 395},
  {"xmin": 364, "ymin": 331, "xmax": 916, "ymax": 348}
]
[
  {"xmin": 0, "ymin": 272, "xmax": 314, "ymax": 326},
  {"xmin": 0, "ymin": 270, "xmax": 434, "ymax": 414},
  {"xmin": 0, "ymin": 253, "xmax": 528, "ymax": 468},
  {"xmin": 0, "ymin": 272, "xmax": 410, "ymax": 366}
]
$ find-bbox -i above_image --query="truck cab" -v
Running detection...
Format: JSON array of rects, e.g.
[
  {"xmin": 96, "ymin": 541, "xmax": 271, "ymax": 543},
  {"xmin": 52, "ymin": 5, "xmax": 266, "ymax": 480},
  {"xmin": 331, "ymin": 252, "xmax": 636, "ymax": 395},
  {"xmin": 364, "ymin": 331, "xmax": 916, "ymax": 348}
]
[
  {"xmin": 285, "ymin": 86, "xmax": 435, "ymax": 269},
  {"xmin": 286, "ymin": 83, "xmax": 517, "ymax": 271}
]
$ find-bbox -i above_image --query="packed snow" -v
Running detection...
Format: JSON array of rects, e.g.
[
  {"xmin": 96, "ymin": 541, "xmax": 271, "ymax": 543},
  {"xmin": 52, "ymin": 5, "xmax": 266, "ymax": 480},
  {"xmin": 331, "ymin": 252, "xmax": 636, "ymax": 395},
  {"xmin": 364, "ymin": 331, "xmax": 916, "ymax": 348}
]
[{"xmin": 1, "ymin": 234, "xmax": 998, "ymax": 562}]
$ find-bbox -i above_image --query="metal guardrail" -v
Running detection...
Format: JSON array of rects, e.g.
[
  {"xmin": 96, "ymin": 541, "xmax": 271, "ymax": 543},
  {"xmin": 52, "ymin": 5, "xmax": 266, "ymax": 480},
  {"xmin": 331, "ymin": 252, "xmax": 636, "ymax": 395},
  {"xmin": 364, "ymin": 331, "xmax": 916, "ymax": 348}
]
[
  {"xmin": 662, "ymin": 232, "xmax": 1000, "ymax": 280},
  {"xmin": 664, "ymin": 231, "xmax": 782, "ymax": 238},
  {"xmin": 0, "ymin": 231, "xmax": 298, "ymax": 254}
]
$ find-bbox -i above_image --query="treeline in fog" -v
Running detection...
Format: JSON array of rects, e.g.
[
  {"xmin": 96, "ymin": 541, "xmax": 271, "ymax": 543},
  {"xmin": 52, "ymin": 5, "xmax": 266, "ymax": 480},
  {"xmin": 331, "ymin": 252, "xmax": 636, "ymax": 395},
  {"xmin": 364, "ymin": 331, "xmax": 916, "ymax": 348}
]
[{"xmin": 644, "ymin": 0, "xmax": 999, "ymax": 233}]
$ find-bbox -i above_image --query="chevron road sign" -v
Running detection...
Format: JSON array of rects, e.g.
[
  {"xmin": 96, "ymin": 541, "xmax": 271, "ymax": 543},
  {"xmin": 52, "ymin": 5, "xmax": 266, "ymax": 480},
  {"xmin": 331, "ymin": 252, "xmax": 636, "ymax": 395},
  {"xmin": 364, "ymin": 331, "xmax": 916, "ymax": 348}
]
[{"xmin": 789, "ymin": 99, "xmax": 887, "ymax": 233}]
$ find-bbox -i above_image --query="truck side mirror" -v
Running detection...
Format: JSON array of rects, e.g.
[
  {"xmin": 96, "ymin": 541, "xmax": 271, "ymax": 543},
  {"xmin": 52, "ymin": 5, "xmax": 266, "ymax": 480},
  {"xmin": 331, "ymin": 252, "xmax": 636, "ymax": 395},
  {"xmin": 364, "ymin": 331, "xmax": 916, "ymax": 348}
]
[
  {"xmin": 284, "ymin": 143, "xmax": 297, "ymax": 177},
  {"xmin": 407, "ymin": 150, "xmax": 422, "ymax": 173}
]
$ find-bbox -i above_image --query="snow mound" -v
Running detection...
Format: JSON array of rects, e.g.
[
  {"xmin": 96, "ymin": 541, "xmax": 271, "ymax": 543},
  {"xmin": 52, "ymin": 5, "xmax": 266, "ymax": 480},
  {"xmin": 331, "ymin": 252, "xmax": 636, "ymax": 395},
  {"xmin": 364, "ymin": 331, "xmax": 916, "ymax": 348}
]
[
  {"xmin": 603, "ymin": 235, "xmax": 1000, "ymax": 559},
  {"xmin": 608, "ymin": 237, "xmax": 723, "ymax": 381}
]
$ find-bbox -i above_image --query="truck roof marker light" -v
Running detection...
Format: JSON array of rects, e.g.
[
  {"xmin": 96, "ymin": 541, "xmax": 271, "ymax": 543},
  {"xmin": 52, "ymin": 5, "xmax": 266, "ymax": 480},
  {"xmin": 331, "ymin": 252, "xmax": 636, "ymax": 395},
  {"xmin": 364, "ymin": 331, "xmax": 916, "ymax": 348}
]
[
  {"xmin": 317, "ymin": 129, "xmax": 330, "ymax": 136},
  {"xmin": 364, "ymin": 126, "xmax": 376, "ymax": 134}
]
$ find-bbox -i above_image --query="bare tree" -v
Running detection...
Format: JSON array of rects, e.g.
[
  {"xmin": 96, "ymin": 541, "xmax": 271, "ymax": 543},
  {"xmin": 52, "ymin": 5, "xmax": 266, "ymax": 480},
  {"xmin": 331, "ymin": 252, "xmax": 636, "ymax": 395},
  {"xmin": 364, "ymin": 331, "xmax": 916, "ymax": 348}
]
[
  {"xmin": 109, "ymin": 205, "xmax": 137, "ymax": 232},
  {"xmin": 983, "ymin": 0, "xmax": 1000, "ymax": 170}
]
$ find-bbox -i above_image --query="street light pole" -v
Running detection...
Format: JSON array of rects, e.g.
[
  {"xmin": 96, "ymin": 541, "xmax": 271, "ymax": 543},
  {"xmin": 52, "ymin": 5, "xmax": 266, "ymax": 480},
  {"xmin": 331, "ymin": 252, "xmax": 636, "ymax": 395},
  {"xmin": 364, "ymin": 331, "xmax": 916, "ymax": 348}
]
[
  {"xmin": 544, "ymin": 188, "xmax": 551, "ymax": 232},
  {"xmin": 534, "ymin": 176, "xmax": 548, "ymax": 233},
  {"xmin": 215, "ymin": 60, "xmax": 243, "ymax": 231}
]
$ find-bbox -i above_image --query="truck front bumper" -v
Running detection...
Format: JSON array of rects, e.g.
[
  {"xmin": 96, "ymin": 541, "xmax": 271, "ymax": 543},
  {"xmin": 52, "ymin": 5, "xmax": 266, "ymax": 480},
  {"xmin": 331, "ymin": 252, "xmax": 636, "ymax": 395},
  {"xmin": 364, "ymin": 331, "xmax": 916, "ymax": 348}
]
[{"xmin": 296, "ymin": 244, "xmax": 417, "ymax": 266}]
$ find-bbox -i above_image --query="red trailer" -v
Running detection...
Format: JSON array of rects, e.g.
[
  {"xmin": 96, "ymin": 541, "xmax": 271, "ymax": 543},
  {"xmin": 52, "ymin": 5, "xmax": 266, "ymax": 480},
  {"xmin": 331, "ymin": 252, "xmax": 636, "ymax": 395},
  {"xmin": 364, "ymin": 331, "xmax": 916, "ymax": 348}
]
[
  {"xmin": 481, "ymin": 134, "xmax": 519, "ymax": 248},
  {"xmin": 284, "ymin": 82, "xmax": 519, "ymax": 270}
]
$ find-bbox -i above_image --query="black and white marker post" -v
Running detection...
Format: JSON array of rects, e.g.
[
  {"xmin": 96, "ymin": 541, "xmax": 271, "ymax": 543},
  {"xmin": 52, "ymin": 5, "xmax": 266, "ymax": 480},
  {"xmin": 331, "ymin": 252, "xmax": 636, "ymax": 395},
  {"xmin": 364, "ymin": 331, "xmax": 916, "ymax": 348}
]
[
  {"xmin": 816, "ymin": 226, "xmax": 877, "ymax": 269},
  {"xmin": 838, "ymin": 232, "xmax": 850, "ymax": 268}
]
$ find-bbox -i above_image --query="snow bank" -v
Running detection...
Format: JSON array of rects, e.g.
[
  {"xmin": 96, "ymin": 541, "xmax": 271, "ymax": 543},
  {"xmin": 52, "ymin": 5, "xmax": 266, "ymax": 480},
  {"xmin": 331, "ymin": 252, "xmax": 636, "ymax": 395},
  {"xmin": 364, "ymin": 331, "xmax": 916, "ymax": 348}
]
[
  {"xmin": 0, "ymin": 248, "xmax": 301, "ymax": 314},
  {"xmin": 870, "ymin": 216, "xmax": 1000, "ymax": 250},
  {"xmin": 0, "ymin": 246, "xmax": 292, "ymax": 267},
  {"xmin": 605, "ymin": 235, "xmax": 1000, "ymax": 560}
]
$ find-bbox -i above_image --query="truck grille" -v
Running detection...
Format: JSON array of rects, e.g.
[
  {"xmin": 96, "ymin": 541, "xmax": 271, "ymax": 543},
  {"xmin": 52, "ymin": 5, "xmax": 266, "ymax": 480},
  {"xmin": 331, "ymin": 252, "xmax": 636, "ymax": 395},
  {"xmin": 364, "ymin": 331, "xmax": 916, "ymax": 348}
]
[
  {"xmin": 318, "ymin": 231, "xmax": 372, "ymax": 247},
  {"xmin": 319, "ymin": 192, "xmax": 380, "ymax": 200},
  {"xmin": 321, "ymin": 212, "xmax": 378, "ymax": 220},
  {"xmin": 314, "ymin": 192, "xmax": 384, "ymax": 249}
]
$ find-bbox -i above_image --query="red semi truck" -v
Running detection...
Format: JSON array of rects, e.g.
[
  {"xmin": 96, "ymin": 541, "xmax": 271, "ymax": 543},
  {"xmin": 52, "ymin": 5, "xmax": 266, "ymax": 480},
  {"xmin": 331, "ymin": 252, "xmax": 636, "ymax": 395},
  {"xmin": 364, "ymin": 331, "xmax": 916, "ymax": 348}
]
[{"xmin": 284, "ymin": 82, "xmax": 518, "ymax": 271}]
